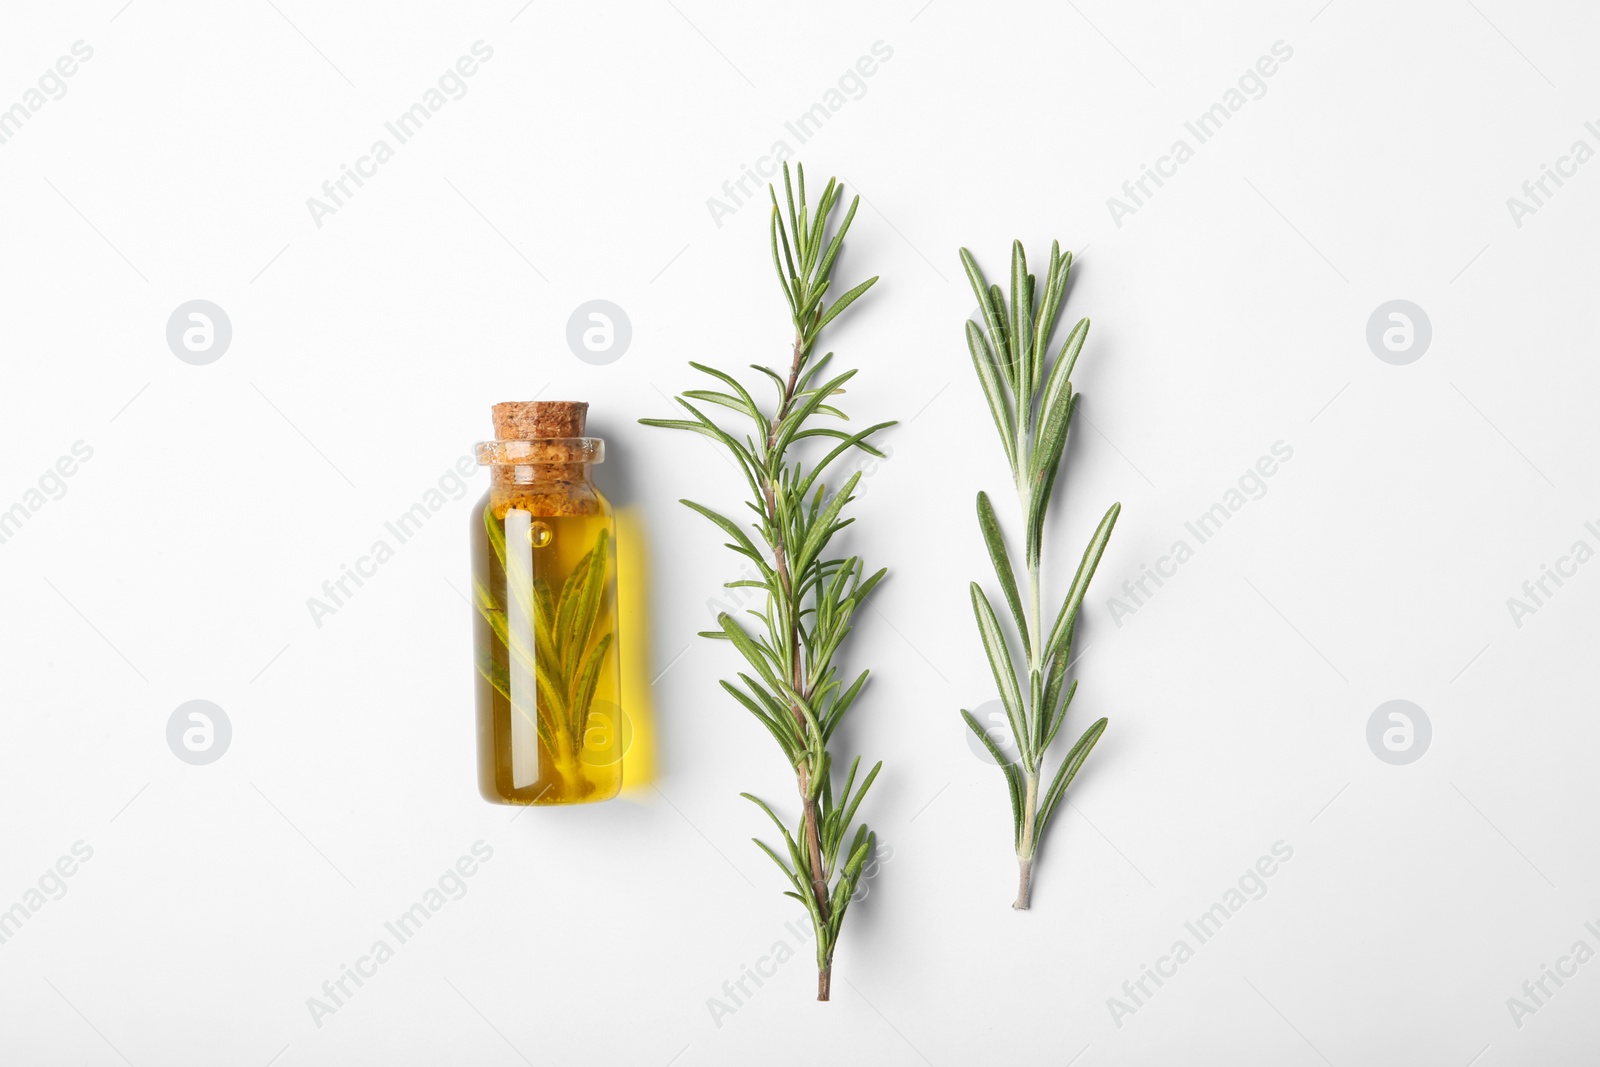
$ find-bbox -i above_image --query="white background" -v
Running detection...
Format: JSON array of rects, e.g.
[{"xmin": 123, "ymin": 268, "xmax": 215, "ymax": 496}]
[{"xmin": 1, "ymin": 1, "xmax": 1597, "ymax": 1064}]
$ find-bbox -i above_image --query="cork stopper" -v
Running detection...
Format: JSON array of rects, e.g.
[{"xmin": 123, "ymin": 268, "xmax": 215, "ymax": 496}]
[{"xmin": 492, "ymin": 400, "xmax": 587, "ymax": 441}]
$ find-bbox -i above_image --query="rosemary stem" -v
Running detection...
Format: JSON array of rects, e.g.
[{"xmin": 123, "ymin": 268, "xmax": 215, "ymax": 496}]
[
  {"xmin": 769, "ymin": 324, "xmax": 833, "ymax": 1000},
  {"xmin": 1015, "ymin": 771, "xmax": 1039, "ymax": 909}
]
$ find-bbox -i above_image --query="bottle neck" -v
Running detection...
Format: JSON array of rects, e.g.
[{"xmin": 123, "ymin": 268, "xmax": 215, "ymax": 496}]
[
  {"xmin": 489, "ymin": 461, "xmax": 594, "ymax": 488},
  {"xmin": 476, "ymin": 437, "xmax": 604, "ymax": 517}
]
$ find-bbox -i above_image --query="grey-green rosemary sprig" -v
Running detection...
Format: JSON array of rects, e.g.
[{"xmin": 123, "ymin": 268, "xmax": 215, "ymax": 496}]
[
  {"xmin": 959, "ymin": 240, "xmax": 1120, "ymax": 910},
  {"xmin": 642, "ymin": 163, "xmax": 893, "ymax": 1000}
]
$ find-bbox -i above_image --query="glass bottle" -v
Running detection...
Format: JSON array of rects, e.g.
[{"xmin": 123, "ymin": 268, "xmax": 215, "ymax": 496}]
[{"xmin": 470, "ymin": 400, "xmax": 622, "ymax": 805}]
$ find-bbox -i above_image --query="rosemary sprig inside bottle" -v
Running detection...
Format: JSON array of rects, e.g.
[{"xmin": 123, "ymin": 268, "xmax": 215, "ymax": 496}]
[
  {"xmin": 474, "ymin": 511, "xmax": 612, "ymax": 796},
  {"xmin": 643, "ymin": 163, "xmax": 892, "ymax": 1000},
  {"xmin": 959, "ymin": 240, "xmax": 1120, "ymax": 909}
]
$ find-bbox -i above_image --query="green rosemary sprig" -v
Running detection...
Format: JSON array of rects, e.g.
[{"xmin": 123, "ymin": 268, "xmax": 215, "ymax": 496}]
[
  {"xmin": 959, "ymin": 240, "xmax": 1120, "ymax": 909},
  {"xmin": 643, "ymin": 162, "xmax": 892, "ymax": 1000}
]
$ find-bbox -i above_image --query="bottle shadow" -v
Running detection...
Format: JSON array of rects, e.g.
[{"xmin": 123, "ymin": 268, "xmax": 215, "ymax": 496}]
[{"xmin": 590, "ymin": 419, "xmax": 660, "ymax": 791}]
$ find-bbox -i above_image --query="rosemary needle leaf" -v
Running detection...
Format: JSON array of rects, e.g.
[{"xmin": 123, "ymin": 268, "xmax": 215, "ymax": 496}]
[
  {"xmin": 815, "ymin": 276, "xmax": 878, "ymax": 335},
  {"xmin": 752, "ymin": 836, "xmax": 809, "ymax": 895},
  {"xmin": 987, "ymin": 283, "xmax": 1014, "ymax": 388},
  {"xmin": 961, "ymin": 708, "xmax": 1011, "ymax": 768},
  {"xmin": 1044, "ymin": 501, "xmax": 1122, "ymax": 663},
  {"xmin": 815, "ymin": 196, "xmax": 861, "ymax": 285},
  {"xmin": 966, "ymin": 320, "xmax": 1018, "ymax": 469},
  {"xmin": 1011, "ymin": 242, "xmax": 1033, "ymax": 409},
  {"xmin": 836, "ymin": 760, "xmax": 881, "ymax": 837},
  {"xmin": 1036, "ymin": 717, "xmax": 1108, "ymax": 838},
  {"xmin": 771, "ymin": 209, "xmax": 797, "ymax": 312},
  {"xmin": 1038, "ymin": 318, "xmax": 1088, "ymax": 426},
  {"xmin": 976, "ymin": 492, "xmax": 1029, "ymax": 660},
  {"xmin": 970, "ymin": 583, "xmax": 1030, "ymax": 766},
  {"xmin": 1042, "ymin": 678, "xmax": 1080, "ymax": 754},
  {"xmin": 680, "ymin": 501, "xmax": 771, "ymax": 574}
]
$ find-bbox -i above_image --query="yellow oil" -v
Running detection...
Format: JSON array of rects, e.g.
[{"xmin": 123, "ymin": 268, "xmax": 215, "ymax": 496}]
[{"xmin": 471, "ymin": 500, "xmax": 622, "ymax": 804}]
